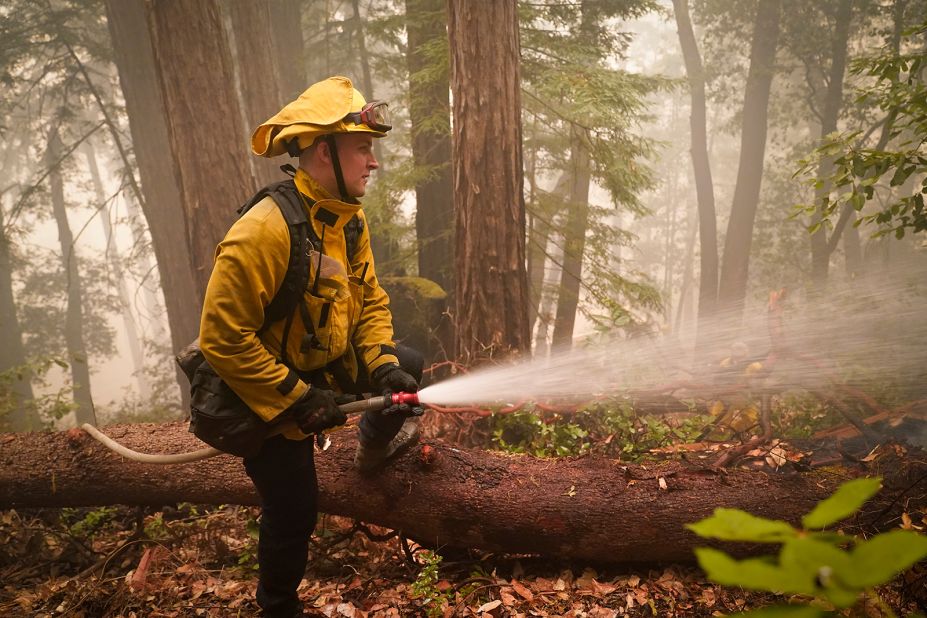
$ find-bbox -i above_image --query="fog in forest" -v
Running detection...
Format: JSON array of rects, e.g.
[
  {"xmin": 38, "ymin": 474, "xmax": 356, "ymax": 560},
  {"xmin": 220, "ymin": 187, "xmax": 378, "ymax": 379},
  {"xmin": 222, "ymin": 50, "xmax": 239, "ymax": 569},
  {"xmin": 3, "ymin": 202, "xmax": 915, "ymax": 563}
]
[{"xmin": 1, "ymin": 0, "xmax": 925, "ymax": 432}]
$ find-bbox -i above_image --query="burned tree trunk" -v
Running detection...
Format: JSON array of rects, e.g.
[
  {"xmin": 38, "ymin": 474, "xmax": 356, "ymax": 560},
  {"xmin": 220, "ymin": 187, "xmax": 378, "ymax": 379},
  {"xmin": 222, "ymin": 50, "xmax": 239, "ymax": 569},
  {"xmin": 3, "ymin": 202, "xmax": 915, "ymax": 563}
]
[{"xmin": 1, "ymin": 423, "xmax": 922, "ymax": 564}]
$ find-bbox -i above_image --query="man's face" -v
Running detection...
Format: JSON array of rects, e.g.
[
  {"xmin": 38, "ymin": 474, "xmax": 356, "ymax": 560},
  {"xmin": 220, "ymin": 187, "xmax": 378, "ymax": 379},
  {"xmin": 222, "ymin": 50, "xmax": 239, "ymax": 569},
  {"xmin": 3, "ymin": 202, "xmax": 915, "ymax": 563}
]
[{"xmin": 332, "ymin": 133, "xmax": 378, "ymax": 198}]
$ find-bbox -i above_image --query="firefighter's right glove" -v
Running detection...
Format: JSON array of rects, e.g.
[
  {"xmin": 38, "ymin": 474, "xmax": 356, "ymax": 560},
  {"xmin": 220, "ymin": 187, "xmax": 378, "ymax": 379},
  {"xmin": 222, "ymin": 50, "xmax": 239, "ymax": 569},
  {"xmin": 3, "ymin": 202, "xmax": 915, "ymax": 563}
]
[{"xmin": 286, "ymin": 386, "xmax": 346, "ymax": 434}]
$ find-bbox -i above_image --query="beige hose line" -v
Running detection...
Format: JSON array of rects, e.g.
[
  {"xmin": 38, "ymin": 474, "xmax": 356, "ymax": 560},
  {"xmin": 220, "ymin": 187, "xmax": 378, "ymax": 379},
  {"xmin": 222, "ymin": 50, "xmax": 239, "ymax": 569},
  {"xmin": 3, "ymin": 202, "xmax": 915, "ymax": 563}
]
[{"xmin": 78, "ymin": 394, "xmax": 390, "ymax": 465}]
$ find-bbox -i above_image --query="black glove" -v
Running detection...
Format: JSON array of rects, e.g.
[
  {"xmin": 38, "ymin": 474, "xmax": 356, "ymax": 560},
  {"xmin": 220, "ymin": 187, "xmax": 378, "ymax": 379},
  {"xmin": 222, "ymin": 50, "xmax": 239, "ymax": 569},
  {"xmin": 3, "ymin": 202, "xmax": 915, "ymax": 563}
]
[
  {"xmin": 286, "ymin": 387, "xmax": 346, "ymax": 434},
  {"xmin": 371, "ymin": 364, "xmax": 423, "ymax": 418},
  {"xmin": 372, "ymin": 363, "xmax": 419, "ymax": 393}
]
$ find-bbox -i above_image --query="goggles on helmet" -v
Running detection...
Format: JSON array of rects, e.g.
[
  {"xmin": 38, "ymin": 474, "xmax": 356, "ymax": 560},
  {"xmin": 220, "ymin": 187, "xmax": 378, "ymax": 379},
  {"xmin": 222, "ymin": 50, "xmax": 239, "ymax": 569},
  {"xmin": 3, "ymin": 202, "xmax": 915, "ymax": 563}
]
[{"xmin": 345, "ymin": 100, "xmax": 391, "ymax": 133}]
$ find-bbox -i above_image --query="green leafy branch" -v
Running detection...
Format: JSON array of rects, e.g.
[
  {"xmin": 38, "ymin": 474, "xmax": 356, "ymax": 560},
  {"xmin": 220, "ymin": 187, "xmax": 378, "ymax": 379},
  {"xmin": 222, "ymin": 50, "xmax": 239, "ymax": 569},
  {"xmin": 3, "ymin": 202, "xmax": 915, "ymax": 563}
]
[{"xmin": 688, "ymin": 477, "xmax": 927, "ymax": 617}]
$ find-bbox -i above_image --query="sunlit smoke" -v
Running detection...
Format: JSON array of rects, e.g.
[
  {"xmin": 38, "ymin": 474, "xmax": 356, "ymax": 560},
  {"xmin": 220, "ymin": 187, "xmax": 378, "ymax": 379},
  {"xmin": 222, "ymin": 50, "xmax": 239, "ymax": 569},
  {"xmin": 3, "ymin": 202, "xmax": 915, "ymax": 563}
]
[{"xmin": 418, "ymin": 276, "xmax": 927, "ymax": 408}]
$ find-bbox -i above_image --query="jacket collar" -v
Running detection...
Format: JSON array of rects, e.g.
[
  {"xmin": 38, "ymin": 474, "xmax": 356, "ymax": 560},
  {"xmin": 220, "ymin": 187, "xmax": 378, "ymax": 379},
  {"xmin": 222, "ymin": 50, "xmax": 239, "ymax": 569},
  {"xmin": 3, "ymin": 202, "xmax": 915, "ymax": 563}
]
[{"xmin": 294, "ymin": 167, "xmax": 360, "ymax": 232}]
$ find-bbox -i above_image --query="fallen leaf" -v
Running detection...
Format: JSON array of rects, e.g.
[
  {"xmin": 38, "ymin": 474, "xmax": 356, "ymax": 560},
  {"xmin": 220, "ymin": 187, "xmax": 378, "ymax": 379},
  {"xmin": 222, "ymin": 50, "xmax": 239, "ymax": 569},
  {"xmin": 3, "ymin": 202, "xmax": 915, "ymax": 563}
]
[
  {"xmin": 477, "ymin": 599, "xmax": 502, "ymax": 613},
  {"xmin": 658, "ymin": 477, "xmax": 668, "ymax": 491},
  {"xmin": 511, "ymin": 580, "xmax": 533, "ymax": 601}
]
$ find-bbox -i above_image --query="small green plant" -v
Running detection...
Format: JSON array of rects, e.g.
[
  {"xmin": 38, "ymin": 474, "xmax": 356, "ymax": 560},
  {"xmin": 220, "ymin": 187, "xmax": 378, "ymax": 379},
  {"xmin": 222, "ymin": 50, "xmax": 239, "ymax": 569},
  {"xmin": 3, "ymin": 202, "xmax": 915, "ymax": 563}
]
[
  {"xmin": 62, "ymin": 506, "xmax": 119, "ymax": 539},
  {"xmin": 489, "ymin": 400, "xmax": 713, "ymax": 459},
  {"xmin": 410, "ymin": 550, "xmax": 449, "ymax": 618},
  {"xmin": 687, "ymin": 477, "xmax": 927, "ymax": 617},
  {"xmin": 236, "ymin": 516, "xmax": 260, "ymax": 572},
  {"xmin": 143, "ymin": 512, "xmax": 171, "ymax": 540}
]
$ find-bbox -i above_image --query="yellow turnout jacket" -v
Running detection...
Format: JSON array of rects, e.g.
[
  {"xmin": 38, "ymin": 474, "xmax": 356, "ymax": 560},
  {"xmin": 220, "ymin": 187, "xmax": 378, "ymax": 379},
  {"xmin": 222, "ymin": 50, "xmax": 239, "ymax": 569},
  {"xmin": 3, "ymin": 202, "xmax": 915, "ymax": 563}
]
[{"xmin": 199, "ymin": 169, "xmax": 398, "ymax": 426}]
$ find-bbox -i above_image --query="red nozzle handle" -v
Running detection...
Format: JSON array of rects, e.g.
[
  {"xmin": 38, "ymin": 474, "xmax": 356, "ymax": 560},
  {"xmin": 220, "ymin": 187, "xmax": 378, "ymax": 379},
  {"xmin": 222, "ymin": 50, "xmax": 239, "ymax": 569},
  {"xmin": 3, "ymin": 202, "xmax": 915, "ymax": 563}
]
[{"xmin": 391, "ymin": 392, "xmax": 420, "ymax": 407}]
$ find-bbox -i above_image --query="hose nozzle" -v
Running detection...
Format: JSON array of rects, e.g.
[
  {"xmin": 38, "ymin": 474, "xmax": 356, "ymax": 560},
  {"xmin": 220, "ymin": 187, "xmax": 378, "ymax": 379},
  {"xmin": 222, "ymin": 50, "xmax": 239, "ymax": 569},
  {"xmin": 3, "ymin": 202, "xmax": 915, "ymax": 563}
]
[{"xmin": 391, "ymin": 391, "xmax": 420, "ymax": 407}]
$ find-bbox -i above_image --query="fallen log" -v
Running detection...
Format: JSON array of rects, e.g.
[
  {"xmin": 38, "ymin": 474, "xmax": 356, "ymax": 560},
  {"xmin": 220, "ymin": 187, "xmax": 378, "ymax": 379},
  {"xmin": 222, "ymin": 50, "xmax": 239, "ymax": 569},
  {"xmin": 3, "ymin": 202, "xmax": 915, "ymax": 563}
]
[{"xmin": 0, "ymin": 422, "xmax": 923, "ymax": 563}]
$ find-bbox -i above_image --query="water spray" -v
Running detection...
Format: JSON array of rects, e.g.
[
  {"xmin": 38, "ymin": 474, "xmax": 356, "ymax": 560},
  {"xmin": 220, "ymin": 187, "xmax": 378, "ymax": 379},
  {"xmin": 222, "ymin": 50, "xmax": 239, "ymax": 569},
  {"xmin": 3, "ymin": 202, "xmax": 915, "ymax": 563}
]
[{"xmin": 81, "ymin": 391, "xmax": 423, "ymax": 464}]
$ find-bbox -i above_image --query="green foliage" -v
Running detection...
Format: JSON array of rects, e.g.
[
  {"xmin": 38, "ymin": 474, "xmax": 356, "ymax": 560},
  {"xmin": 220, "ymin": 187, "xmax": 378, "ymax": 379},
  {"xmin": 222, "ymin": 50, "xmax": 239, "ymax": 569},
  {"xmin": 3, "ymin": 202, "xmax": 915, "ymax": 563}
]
[
  {"xmin": 688, "ymin": 477, "xmax": 927, "ymax": 616},
  {"xmin": 489, "ymin": 400, "xmax": 711, "ymax": 460},
  {"xmin": 410, "ymin": 550, "xmax": 449, "ymax": 618},
  {"xmin": 61, "ymin": 506, "xmax": 119, "ymax": 539},
  {"xmin": 795, "ymin": 20, "xmax": 927, "ymax": 238},
  {"xmin": 236, "ymin": 516, "xmax": 260, "ymax": 573}
]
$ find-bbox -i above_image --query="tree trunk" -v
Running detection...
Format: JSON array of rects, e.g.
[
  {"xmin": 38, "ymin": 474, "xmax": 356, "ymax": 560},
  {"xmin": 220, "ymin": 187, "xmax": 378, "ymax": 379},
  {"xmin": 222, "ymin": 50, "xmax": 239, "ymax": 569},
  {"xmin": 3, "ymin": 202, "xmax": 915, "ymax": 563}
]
[
  {"xmin": 672, "ymin": 0, "xmax": 718, "ymax": 346},
  {"xmin": 551, "ymin": 128, "xmax": 592, "ymax": 348},
  {"xmin": 145, "ymin": 0, "xmax": 256, "ymax": 296},
  {"xmin": 448, "ymin": 0, "xmax": 531, "ymax": 363},
  {"xmin": 104, "ymin": 0, "xmax": 200, "ymax": 356},
  {"xmin": 407, "ymin": 0, "xmax": 454, "ymax": 294},
  {"xmin": 809, "ymin": 0, "xmax": 854, "ymax": 285},
  {"xmin": 1, "ymin": 422, "xmax": 923, "ymax": 564},
  {"xmin": 267, "ymin": 0, "xmax": 306, "ymax": 102},
  {"xmin": 717, "ymin": 0, "xmax": 782, "ymax": 318},
  {"xmin": 82, "ymin": 141, "xmax": 148, "ymax": 400},
  {"xmin": 0, "ymin": 207, "xmax": 36, "ymax": 432},
  {"xmin": 222, "ymin": 0, "xmax": 285, "ymax": 188},
  {"xmin": 0, "ymin": 133, "xmax": 36, "ymax": 431},
  {"xmin": 47, "ymin": 127, "xmax": 96, "ymax": 426}
]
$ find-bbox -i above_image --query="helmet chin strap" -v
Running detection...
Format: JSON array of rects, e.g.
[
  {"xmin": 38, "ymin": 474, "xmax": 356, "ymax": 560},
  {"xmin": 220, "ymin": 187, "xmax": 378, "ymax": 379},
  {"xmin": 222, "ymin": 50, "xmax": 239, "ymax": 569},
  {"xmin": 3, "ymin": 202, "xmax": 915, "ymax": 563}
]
[{"xmin": 324, "ymin": 134, "xmax": 350, "ymax": 201}]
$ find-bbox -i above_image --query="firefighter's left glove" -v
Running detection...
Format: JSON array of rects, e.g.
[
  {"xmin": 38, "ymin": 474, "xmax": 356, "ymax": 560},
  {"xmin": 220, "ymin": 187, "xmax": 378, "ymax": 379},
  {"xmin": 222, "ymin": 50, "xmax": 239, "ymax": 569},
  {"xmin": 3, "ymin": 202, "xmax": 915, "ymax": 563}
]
[
  {"xmin": 286, "ymin": 386, "xmax": 346, "ymax": 434},
  {"xmin": 372, "ymin": 364, "xmax": 423, "ymax": 418}
]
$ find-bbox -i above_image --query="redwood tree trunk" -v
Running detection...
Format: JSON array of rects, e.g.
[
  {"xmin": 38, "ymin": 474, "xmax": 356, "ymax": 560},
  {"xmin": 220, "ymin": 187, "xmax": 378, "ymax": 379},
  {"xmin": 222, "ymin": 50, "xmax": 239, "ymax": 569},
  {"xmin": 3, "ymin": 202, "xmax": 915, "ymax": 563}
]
[
  {"xmin": 267, "ymin": 0, "xmax": 306, "ymax": 102},
  {"xmin": 717, "ymin": 0, "xmax": 782, "ymax": 317},
  {"xmin": 407, "ymin": 0, "xmax": 454, "ymax": 294},
  {"xmin": 1, "ymin": 422, "xmax": 922, "ymax": 564},
  {"xmin": 146, "ymin": 0, "xmax": 256, "ymax": 296},
  {"xmin": 222, "ymin": 0, "xmax": 285, "ymax": 188},
  {"xmin": 672, "ymin": 0, "xmax": 718, "ymax": 344},
  {"xmin": 448, "ymin": 0, "xmax": 531, "ymax": 363},
  {"xmin": 104, "ymin": 0, "xmax": 200, "ymax": 354}
]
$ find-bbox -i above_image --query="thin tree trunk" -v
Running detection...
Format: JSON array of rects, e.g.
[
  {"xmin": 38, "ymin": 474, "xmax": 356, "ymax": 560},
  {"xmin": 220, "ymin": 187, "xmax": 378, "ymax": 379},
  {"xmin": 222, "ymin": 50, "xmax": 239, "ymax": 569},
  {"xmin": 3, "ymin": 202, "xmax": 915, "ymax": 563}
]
[
  {"xmin": 47, "ymin": 127, "xmax": 96, "ymax": 426},
  {"xmin": 809, "ymin": 0, "xmax": 854, "ymax": 284},
  {"xmin": 674, "ymin": 201, "xmax": 698, "ymax": 335},
  {"xmin": 551, "ymin": 128, "xmax": 592, "ymax": 348},
  {"xmin": 717, "ymin": 0, "xmax": 782, "ymax": 318},
  {"xmin": 407, "ymin": 0, "xmax": 454, "ymax": 293},
  {"xmin": 146, "ymin": 0, "xmax": 256, "ymax": 296},
  {"xmin": 83, "ymin": 141, "xmax": 148, "ymax": 400},
  {"xmin": 104, "ymin": 0, "xmax": 200, "ymax": 358},
  {"xmin": 448, "ymin": 0, "xmax": 531, "ymax": 363},
  {"xmin": 222, "ymin": 0, "xmax": 285, "ymax": 188},
  {"xmin": 2, "ymin": 422, "xmax": 923, "ymax": 564},
  {"xmin": 529, "ymin": 172, "xmax": 568, "ymax": 338},
  {"xmin": 672, "ymin": 0, "xmax": 718, "ymax": 346},
  {"xmin": 0, "ymin": 204, "xmax": 36, "ymax": 432}
]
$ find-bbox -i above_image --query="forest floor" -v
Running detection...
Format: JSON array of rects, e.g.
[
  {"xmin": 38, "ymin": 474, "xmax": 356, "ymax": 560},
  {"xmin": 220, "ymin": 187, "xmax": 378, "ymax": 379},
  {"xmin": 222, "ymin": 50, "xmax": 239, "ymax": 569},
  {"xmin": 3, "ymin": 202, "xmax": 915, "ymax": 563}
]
[{"xmin": 2, "ymin": 407, "xmax": 926, "ymax": 617}]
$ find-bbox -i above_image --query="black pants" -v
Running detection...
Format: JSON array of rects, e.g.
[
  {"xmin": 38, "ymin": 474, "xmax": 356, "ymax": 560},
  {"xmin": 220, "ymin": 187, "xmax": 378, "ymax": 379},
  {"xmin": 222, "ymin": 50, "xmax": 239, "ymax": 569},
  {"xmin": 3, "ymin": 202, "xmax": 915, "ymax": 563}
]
[{"xmin": 244, "ymin": 344, "xmax": 422, "ymax": 616}]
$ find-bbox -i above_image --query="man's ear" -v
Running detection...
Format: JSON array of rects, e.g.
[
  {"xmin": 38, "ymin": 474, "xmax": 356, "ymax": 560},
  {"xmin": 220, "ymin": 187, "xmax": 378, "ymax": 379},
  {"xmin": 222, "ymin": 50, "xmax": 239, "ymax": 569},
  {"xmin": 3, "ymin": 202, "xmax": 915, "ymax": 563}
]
[{"xmin": 316, "ymin": 139, "xmax": 332, "ymax": 165}]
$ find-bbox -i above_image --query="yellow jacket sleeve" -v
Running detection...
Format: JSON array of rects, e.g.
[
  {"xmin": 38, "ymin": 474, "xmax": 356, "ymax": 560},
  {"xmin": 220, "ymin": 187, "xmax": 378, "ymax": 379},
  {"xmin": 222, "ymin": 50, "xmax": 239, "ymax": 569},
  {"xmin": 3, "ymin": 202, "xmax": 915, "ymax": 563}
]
[
  {"xmin": 350, "ymin": 210, "xmax": 399, "ymax": 374},
  {"xmin": 199, "ymin": 200, "xmax": 308, "ymax": 421}
]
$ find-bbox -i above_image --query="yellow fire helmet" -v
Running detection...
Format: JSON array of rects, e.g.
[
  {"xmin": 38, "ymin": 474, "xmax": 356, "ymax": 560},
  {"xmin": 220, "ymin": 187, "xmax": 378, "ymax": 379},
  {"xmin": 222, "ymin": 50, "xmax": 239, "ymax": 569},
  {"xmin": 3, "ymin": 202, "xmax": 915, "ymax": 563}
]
[{"xmin": 251, "ymin": 76, "xmax": 391, "ymax": 158}]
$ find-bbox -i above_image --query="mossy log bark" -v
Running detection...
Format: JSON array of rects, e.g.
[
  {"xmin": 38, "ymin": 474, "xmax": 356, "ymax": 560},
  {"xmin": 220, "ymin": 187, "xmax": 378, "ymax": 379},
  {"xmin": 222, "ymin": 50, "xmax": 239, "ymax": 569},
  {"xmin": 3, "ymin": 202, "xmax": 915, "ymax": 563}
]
[{"xmin": 0, "ymin": 422, "xmax": 923, "ymax": 564}]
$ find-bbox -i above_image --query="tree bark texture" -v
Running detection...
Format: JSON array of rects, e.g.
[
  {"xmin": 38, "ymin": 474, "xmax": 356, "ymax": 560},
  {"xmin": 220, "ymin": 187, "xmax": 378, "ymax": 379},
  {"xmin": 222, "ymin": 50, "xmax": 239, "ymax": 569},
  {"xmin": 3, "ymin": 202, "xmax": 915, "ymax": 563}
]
[
  {"xmin": 145, "ymin": 0, "xmax": 256, "ymax": 296},
  {"xmin": 407, "ymin": 0, "xmax": 454, "ymax": 293},
  {"xmin": 717, "ymin": 0, "xmax": 782, "ymax": 317},
  {"xmin": 267, "ymin": 0, "xmax": 306, "ymax": 102},
  {"xmin": 447, "ymin": 0, "xmax": 531, "ymax": 363},
  {"xmin": 104, "ymin": 0, "xmax": 200, "ymax": 352},
  {"xmin": 47, "ymin": 127, "xmax": 96, "ymax": 427},
  {"xmin": 222, "ymin": 0, "xmax": 285, "ymax": 188},
  {"xmin": 551, "ymin": 129, "xmax": 591, "ymax": 348},
  {"xmin": 672, "ymin": 0, "xmax": 718, "ymax": 339},
  {"xmin": 2, "ymin": 422, "xmax": 924, "ymax": 564},
  {"xmin": 809, "ymin": 0, "xmax": 854, "ymax": 285}
]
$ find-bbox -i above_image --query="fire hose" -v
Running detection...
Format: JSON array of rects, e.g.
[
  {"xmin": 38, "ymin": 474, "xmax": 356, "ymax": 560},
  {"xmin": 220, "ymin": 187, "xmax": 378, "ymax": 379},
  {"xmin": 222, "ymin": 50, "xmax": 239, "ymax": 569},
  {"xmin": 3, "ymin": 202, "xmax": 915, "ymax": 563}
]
[{"xmin": 80, "ymin": 392, "xmax": 421, "ymax": 465}]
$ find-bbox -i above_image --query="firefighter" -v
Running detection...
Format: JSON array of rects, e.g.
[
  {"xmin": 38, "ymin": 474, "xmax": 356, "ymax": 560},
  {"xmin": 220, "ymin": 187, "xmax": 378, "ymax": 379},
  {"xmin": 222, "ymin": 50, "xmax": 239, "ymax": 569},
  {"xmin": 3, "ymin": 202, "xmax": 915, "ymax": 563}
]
[{"xmin": 199, "ymin": 76, "xmax": 422, "ymax": 618}]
